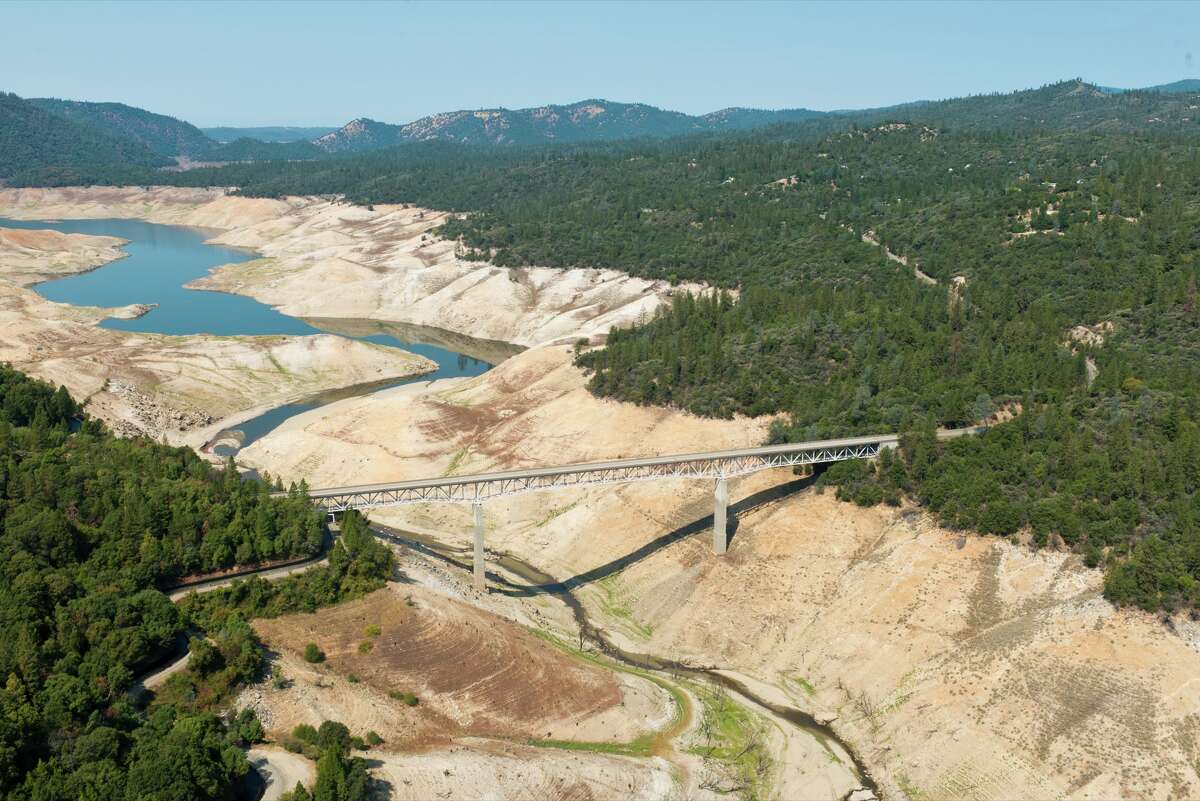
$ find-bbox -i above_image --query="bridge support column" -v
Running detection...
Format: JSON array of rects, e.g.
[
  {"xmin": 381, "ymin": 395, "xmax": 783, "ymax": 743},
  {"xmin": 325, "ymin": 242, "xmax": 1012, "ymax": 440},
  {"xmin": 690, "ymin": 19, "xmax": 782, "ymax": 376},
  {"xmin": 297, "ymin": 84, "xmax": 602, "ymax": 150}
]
[
  {"xmin": 472, "ymin": 502, "xmax": 486, "ymax": 592},
  {"xmin": 713, "ymin": 476, "xmax": 729, "ymax": 555}
]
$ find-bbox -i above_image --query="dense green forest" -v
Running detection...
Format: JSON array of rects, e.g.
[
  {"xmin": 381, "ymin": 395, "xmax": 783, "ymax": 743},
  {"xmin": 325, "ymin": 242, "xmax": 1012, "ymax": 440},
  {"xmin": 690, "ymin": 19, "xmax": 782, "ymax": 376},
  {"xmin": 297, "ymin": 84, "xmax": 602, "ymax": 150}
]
[
  {"xmin": 567, "ymin": 125, "xmax": 1200, "ymax": 612},
  {"xmin": 0, "ymin": 92, "xmax": 169, "ymax": 180},
  {"xmin": 28, "ymin": 98, "xmax": 216, "ymax": 159},
  {"xmin": 0, "ymin": 365, "xmax": 391, "ymax": 799}
]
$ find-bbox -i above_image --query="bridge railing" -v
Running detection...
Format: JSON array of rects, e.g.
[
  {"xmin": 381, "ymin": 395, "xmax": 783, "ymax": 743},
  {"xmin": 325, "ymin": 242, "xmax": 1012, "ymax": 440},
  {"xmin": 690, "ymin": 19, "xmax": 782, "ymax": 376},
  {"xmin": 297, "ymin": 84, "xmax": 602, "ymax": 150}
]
[
  {"xmin": 286, "ymin": 427, "xmax": 982, "ymax": 587},
  {"xmin": 295, "ymin": 435, "xmax": 906, "ymax": 512}
]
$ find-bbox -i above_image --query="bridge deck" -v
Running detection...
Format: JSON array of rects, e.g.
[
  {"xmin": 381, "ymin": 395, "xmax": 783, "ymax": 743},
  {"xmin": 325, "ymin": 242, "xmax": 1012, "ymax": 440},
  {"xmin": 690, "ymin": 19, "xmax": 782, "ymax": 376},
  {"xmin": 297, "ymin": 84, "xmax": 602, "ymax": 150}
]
[{"xmin": 288, "ymin": 427, "xmax": 982, "ymax": 511}]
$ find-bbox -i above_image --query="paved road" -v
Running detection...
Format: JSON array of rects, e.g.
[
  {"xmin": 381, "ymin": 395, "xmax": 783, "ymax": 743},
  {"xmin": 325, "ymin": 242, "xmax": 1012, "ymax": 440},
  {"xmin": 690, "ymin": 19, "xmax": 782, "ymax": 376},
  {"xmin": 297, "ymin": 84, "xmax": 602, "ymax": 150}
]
[
  {"xmin": 301, "ymin": 427, "xmax": 985, "ymax": 499},
  {"xmin": 167, "ymin": 550, "xmax": 331, "ymax": 602},
  {"xmin": 128, "ymin": 532, "xmax": 335, "ymax": 701}
]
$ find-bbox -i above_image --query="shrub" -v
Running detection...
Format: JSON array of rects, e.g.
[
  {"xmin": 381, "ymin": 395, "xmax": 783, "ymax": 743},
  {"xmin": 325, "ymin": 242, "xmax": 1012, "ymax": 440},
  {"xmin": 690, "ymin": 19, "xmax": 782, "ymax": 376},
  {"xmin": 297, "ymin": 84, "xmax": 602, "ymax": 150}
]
[
  {"xmin": 358, "ymin": 640, "xmax": 374, "ymax": 654},
  {"xmin": 292, "ymin": 723, "xmax": 318, "ymax": 743},
  {"xmin": 280, "ymin": 783, "xmax": 312, "ymax": 801},
  {"xmin": 819, "ymin": 458, "xmax": 874, "ymax": 486},
  {"xmin": 388, "ymin": 690, "xmax": 419, "ymax": 706},
  {"xmin": 347, "ymin": 674, "xmax": 360, "ymax": 683},
  {"xmin": 188, "ymin": 638, "xmax": 222, "ymax": 675},
  {"xmin": 303, "ymin": 643, "xmax": 324, "ymax": 663},
  {"xmin": 853, "ymin": 483, "xmax": 884, "ymax": 507},
  {"xmin": 232, "ymin": 708, "xmax": 264, "ymax": 745},
  {"xmin": 316, "ymin": 720, "xmax": 351, "ymax": 754},
  {"xmin": 364, "ymin": 624, "xmax": 381, "ymax": 637},
  {"xmin": 365, "ymin": 731, "xmax": 383, "ymax": 746}
]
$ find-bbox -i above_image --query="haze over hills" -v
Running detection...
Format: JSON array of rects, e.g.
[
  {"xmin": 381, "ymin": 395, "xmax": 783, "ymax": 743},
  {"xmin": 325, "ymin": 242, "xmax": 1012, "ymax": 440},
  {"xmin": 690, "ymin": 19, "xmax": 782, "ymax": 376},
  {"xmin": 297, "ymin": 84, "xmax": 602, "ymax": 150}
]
[
  {"xmin": 844, "ymin": 78, "xmax": 1200, "ymax": 134},
  {"xmin": 202, "ymin": 125, "xmax": 338, "ymax": 143},
  {"xmin": 1099, "ymin": 78, "xmax": 1200, "ymax": 94},
  {"xmin": 1, "ymin": 77, "xmax": 1198, "ymax": 182},
  {"xmin": 312, "ymin": 99, "xmax": 825, "ymax": 153}
]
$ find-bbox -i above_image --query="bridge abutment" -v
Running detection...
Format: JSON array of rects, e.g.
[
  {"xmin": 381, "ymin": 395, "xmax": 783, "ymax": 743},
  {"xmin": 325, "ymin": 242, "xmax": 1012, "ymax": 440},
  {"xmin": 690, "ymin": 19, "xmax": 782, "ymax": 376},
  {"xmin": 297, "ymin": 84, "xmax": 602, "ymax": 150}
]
[
  {"xmin": 713, "ymin": 476, "xmax": 729, "ymax": 555},
  {"xmin": 472, "ymin": 502, "xmax": 486, "ymax": 591}
]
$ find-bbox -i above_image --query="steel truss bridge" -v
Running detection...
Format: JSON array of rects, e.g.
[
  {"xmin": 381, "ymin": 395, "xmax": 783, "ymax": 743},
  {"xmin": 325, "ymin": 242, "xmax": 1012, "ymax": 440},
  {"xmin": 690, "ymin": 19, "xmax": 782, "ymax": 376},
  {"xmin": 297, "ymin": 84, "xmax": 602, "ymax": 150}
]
[{"xmin": 293, "ymin": 427, "xmax": 981, "ymax": 589}]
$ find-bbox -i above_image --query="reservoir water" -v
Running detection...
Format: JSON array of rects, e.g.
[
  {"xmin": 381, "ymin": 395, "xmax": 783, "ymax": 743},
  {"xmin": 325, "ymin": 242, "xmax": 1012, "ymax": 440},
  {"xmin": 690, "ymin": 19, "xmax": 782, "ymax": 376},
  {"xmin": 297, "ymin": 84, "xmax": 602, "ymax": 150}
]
[{"xmin": 0, "ymin": 217, "xmax": 515, "ymax": 450}]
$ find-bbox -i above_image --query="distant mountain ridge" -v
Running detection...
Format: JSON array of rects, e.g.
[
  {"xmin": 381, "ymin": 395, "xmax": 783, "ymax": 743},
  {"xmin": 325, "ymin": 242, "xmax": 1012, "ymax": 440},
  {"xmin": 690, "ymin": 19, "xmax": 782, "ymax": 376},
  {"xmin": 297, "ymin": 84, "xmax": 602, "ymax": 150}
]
[
  {"xmin": 312, "ymin": 99, "xmax": 825, "ymax": 153},
  {"xmin": 202, "ymin": 126, "xmax": 338, "ymax": 143},
  {"xmin": 24, "ymin": 99, "xmax": 326, "ymax": 165},
  {"xmin": 3, "ymin": 77, "xmax": 1199, "ymax": 181},
  {"xmin": 1098, "ymin": 79, "xmax": 1200, "ymax": 95}
]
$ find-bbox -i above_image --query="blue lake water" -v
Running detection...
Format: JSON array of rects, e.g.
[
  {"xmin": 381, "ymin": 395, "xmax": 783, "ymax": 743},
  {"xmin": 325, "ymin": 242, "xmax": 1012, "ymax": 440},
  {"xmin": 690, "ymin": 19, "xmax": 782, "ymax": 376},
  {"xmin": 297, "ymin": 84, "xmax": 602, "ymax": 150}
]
[{"xmin": 0, "ymin": 216, "xmax": 510, "ymax": 451}]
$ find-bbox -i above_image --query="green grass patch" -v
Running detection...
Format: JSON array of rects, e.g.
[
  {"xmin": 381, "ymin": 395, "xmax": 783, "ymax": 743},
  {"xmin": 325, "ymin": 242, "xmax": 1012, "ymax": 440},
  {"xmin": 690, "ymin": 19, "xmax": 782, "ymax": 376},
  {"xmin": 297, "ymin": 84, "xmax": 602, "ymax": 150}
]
[
  {"xmin": 524, "ymin": 733, "xmax": 656, "ymax": 757},
  {"xmin": 266, "ymin": 353, "xmax": 290, "ymax": 374},
  {"xmin": 596, "ymin": 575, "xmax": 654, "ymax": 640},
  {"xmin": 525, "ymin": 627, "xmax": 688, "ymax": 745},
  {"xmin": 897, "ymin": 772, "xmax": 929, "ymax": 801},
  {"xmin": 686, "ymin": 684, "xmax": 775, "ymax": 797},
  {"xmin": 442, "ymin": 447, "xmax": 469, "ymax": 477},
  {"xmin": 534, "ymin": 500, "xmax": 579, "ymax": 528},
  {"xmin": 525, "ymin": 624, "xmax": 774, "ymax": 796},
  {"xmin": 783, "ymin": 673, "xmax": 816, "ymax": 697}
]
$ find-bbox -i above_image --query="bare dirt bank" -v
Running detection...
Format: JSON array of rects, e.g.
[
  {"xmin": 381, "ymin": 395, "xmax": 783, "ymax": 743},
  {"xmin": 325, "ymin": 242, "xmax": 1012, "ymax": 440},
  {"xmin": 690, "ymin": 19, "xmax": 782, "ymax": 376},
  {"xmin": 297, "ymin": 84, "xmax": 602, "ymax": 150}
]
[
  {"xmin": 0, "ymin": 226, "xmax": 128, "ymax": 285},
  {"xmin": 249, "ymin": 583, "xmax": 670, "ymax": 747},
  {"xmin": 238, "ymin": 343, "xmax": 772, "ymax": 489},
  {"xmin": 243, "ymin": 343, "xmax": 1200, "ymax": 800},
  {"xmin": 0, "ymin": 186, "xmax": 694, "ymax": 348},
  {"xmin": 240, "ymin": 582, "xmax": 680, "ymax": 801}
]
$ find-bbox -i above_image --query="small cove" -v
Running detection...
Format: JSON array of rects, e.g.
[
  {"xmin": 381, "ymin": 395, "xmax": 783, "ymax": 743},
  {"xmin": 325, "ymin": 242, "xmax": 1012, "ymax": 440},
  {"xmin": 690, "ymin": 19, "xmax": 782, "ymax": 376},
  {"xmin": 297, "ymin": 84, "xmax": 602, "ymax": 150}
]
[{"xmin": 0, "ymin": 216, "xmax": 515, "ymax": 452}]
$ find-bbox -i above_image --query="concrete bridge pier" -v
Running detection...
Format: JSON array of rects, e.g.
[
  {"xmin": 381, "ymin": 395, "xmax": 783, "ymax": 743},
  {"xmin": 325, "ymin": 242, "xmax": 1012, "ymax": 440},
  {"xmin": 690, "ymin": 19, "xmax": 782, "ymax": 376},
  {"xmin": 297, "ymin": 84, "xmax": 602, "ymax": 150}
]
[
  {"xmin": 713, "ymin": 476, "xmax": 729, "ymax": 555},
  {"xmin": 472, "ymin": 501, "xmax": 486, "ymax": 591}
]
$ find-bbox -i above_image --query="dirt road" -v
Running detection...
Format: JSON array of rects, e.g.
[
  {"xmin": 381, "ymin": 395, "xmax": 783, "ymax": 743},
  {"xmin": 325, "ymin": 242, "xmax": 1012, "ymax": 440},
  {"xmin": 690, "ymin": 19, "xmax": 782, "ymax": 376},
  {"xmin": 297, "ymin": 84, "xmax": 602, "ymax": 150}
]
[{"xmin": 249, "ymin": 747, "xmax": 314, "ymax": 801}]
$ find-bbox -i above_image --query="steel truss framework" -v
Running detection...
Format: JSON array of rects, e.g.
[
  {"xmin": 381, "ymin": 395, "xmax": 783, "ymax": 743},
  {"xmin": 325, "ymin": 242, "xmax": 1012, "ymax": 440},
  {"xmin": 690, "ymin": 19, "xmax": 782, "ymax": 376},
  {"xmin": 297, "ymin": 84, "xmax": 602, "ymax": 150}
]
[{"xmin": 297, "ymin": 439, "xmax": 896, "ymax": 513}]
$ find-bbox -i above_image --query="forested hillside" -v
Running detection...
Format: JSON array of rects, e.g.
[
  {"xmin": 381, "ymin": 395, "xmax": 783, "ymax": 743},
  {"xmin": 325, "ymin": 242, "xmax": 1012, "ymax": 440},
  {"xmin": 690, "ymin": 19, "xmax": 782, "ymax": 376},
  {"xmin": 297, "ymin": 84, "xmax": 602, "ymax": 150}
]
[
  {"xmin": 0, "ymin": 92, "xmax": 169, "ymax": 179},
  {"xmin": 847, "ymin": 79, "xmax": 1200, "ymax": 133},
  {"xmin": 569, "ymin": 124, "xmax": 1200, "ymax": 612},
  {"xmin": 0, "ymin": 365, "xmax": 392, "ymax": 799},
  {"xmin": 313, "ymin": 99, "xmax": 825, "ymax": 153},
  {"xmin": 7, "ymin": 79, "xmax": 1198, "ymax": 181},
  {"xmin": 28, "ymin": 98, "xmax": 326, "ymax": 164},
  {"xmin": 30, "ymin": 98, "xmax": 216, "ymax": 158}
]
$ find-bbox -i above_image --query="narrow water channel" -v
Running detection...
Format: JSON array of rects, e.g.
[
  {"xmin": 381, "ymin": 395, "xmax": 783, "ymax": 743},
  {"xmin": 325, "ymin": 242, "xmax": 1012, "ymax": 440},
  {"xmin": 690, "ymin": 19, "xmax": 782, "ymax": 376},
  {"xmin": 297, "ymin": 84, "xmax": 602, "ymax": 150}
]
[
  {"xmin": 372, "ymin": 521, "xmax": 879, "ymax": 796},
  {"xmin": 0, "ymin": 217, "xmax": 518, "ymax": 452}
]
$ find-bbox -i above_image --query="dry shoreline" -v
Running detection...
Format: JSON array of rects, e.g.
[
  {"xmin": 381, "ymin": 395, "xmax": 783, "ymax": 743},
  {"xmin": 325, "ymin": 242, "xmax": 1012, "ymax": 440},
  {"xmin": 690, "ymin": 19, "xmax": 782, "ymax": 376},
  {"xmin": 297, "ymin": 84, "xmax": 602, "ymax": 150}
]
[
  {"xmin": 0, "ymin": 185, "xmax": 696, "ymax": 349},
  {"xmin": 0, "ymin": 192, "xmax": 440, "ymax": 445}
]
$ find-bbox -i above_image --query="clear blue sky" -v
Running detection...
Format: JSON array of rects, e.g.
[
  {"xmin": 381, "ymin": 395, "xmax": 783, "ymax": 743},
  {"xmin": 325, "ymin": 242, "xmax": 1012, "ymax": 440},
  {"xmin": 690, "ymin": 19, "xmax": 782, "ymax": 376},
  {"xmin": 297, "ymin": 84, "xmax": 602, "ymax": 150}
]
[{"xmin": 1, "ymin": 0, "xmax": 1197, "ymax": 127}]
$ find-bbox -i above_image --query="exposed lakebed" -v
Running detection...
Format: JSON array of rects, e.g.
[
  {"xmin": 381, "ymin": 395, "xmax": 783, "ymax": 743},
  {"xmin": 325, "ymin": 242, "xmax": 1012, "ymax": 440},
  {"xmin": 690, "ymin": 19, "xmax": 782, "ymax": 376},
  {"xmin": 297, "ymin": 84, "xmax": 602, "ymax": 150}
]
[{"xmin": 0, "ymin": 216, "xmax": 518, "ymax": 452}]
